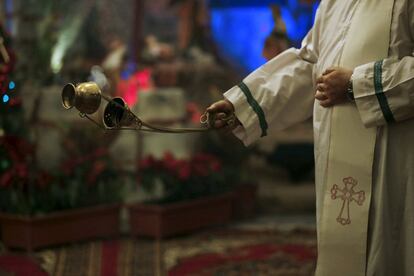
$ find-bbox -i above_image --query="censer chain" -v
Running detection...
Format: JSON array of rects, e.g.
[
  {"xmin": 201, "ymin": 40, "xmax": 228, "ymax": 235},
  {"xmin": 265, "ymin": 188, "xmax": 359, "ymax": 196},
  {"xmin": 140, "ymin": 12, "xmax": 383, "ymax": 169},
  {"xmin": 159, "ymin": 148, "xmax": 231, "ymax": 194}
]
[{"xmin": 83, "ymin": 96, "xmax": 237, "ymax": 133}]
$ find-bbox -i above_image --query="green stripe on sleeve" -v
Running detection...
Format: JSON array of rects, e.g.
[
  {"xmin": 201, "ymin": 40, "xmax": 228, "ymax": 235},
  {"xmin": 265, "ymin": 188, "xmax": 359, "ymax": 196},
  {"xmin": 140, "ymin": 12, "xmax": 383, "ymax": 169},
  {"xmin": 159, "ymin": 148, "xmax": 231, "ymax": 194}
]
[
  {"xmin": 374, "ymin": 60, "xmax": 395, "ymax": 123},
  {"xmin": 237, "ymin": 82, "xmax": 268, "ymax": 137}
]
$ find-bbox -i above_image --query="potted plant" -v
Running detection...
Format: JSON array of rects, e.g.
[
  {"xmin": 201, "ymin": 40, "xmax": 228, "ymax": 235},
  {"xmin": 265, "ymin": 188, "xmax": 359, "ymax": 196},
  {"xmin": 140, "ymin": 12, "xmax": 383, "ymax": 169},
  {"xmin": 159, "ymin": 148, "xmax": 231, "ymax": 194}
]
[
  {"xmin": 128, "ymin": 152, "xmax": 234, "ymax": 238},
  {"xmin": 203, "ymin": 132, "xmax": 259, "ymax": 219},
  {"xmin": 0, "ymin": 136, "xmax": 123, "ymax": 251}
]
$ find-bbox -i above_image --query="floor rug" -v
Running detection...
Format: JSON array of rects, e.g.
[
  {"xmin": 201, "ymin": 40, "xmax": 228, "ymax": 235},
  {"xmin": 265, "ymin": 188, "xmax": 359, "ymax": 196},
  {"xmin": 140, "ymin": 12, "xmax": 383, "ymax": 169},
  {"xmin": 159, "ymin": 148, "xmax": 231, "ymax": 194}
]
[
  {"xmin": 165, "ymin": 229, "xmax": 316, "ymax": 276},
  {"xmin": 0, "ymin": 228, "xmax": 316, "ymax": 276}
]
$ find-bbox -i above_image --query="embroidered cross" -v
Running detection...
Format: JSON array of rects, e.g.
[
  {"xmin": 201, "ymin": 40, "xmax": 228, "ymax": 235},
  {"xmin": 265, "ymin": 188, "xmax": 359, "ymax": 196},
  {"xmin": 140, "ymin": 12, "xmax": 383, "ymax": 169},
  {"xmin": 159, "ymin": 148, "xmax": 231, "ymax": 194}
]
[{"xmin": 331, "ymin": 177, "xmax": 365, "ymax": 225}]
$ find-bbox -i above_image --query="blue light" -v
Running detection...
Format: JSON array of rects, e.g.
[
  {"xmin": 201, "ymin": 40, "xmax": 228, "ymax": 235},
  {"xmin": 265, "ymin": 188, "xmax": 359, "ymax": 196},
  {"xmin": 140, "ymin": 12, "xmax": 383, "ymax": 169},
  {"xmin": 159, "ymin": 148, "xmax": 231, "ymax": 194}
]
[
  {"xmin": 210, "ymin": 1, "xmax": 319, "ymax": 73},
  {"xmin": 211, "ymin": 7, "xmax": 273, "ymax": 73},
  {"xmin": 8, "ymin": 81, "xmax": 15, "ymax": 90},
  {"xmin": 2, "ymin": 94, "xmax": 10, "ymax": 103}
]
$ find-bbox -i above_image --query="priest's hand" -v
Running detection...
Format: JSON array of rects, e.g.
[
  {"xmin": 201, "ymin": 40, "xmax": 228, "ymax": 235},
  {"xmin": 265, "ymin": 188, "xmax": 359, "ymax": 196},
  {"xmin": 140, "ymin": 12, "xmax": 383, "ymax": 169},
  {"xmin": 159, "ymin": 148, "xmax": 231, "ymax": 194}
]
[
  {"xmin": 315, "ymin": 67, "xmax": 353, "ymax": 107},
  {"xmin": 206, "ymin": 99, "xmax": 239, "ymax": 129}
]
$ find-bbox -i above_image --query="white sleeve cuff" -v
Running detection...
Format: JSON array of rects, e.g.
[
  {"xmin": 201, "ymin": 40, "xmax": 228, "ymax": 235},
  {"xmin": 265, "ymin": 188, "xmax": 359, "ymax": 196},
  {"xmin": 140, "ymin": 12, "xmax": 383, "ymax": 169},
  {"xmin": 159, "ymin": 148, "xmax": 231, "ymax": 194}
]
[
  {"xmin": 224, "ymin": 86, "xmax": 262, "ymax": 146},
  {"xmin": 352, "ymin": 62, "xmax": 387, "ymax": 127}
]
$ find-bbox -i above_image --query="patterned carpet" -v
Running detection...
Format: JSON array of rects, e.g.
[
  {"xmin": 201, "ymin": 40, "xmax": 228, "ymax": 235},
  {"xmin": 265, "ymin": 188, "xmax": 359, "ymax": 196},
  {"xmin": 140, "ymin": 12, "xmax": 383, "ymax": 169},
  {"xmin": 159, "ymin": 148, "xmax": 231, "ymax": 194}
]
[{"xmin": 0, "ymin": 227, "xmax": 316, "ymax": 276}]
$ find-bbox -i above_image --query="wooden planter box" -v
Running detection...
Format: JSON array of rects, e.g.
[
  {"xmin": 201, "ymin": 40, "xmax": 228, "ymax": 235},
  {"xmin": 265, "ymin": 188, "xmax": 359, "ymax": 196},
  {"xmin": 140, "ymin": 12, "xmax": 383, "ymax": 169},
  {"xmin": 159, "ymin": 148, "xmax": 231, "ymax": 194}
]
[
  {"xmin": 128, "ymin": 193, "xmax": 234, "ymax": 238},
  {"xmin": 0, "ymin": 204, "xmax": 121, "ymax": 251}
]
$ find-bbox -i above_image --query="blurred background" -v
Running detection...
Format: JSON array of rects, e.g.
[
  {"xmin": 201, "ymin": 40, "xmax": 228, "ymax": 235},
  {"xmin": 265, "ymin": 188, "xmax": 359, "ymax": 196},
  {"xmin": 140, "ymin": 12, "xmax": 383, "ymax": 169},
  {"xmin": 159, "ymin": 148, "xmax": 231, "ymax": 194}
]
[{"xmin": 0, "ymin": 0, "xmax": 320, "ymax": 275}]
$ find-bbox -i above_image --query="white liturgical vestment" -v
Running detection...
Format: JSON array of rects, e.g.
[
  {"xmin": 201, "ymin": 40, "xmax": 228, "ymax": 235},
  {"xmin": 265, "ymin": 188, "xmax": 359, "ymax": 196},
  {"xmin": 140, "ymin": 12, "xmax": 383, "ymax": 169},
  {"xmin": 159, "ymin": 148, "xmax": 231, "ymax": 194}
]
[{"xmin": 224, "ymin": 0, "xmax": 414, "ymax": 275}]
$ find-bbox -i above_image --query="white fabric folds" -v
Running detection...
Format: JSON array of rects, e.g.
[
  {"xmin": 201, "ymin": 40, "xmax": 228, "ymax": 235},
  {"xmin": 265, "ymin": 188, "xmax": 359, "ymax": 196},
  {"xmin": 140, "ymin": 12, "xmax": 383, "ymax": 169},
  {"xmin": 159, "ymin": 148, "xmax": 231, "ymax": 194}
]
[{"xmin": 316, "ymin": 0, "xmax": 394, "ymax": 275}]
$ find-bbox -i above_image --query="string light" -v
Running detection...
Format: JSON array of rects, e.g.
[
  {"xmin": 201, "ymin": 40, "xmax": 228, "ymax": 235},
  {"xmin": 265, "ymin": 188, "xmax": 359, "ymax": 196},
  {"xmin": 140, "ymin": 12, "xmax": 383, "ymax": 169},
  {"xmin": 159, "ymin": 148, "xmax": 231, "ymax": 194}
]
[
  {"xmin": 1, "ymin": 81, "xmax": 15, "ymax": 105},
  {"xmin": 2, "ymin": 94, "xmax": 9, "ymax": 103}
]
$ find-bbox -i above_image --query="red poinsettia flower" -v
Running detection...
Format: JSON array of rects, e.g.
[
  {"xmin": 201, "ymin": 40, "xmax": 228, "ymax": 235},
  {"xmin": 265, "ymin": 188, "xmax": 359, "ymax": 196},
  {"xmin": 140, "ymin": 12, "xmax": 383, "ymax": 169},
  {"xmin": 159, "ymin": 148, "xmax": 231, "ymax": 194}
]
[
  {"xmin": 87, "ymin": 160, "xmax": 107, "ymax": 185},
  {"xmin": 36, "ymin": 171, "xmax": 53, "ymax": 189},
  {"xmin": 138, "ymin": 152, "xmax": 225, "ymax": 192},
  {"xmin": 0, "ymin": 162, "xmax": 29, "ymax": 188},
  {"xmin": 8, "ymin": 97, "xmax": 22, "ymax": 107},
  {"xmin": 192, "ymin": 161, "xmax": 209, "ymax": 177},
  {"xmin": 61, "ymin": 147, "xmax": 109, "ymax": 176},
  {"xmin": 0, "ymin": 170, "xmax": 13, "ymax": 188},
  {"xmin": 163, "ymin": 152, "xmax": 181, "ymax": 173},
  {"xmin": 192, "ymin": 153, "xmax": 222, "ymax": 174},
  {"xmin": 177, "ymin": 161, "xmax": 191, "ymax": 181},
  {"xmin": 139, "ymin": 155, "xmax": 157, "ymax": 170},
  {"xmin": 210, "ymin": 160, "xmax": 222, "ymax": 172},
  {"xmin": 0, "ymin": 136, "xmax": 34, "ymax": 163},
  {"xmin": 14, "ymin": 163, "xmax": 28, "ymax": 179}
]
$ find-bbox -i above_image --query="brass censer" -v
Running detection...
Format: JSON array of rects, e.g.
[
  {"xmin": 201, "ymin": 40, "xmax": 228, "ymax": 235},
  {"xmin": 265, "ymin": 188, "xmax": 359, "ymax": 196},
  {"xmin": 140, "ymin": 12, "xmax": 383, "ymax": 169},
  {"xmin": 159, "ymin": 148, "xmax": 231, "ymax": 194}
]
[{"xmin": 61, "ymin": 82, "xmax": 236, "ymax": 133}]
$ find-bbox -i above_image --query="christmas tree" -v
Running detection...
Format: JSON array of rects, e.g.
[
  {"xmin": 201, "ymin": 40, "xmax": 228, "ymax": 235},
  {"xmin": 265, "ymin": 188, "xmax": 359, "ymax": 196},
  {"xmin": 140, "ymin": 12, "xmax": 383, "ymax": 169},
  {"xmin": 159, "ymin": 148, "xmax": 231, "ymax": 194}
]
[
  {"xmin": 0, "ymin": 23, "xmax": 23, "ymax": 136},
  {"xmin": 0, "ymin": 23, "xmax": 27, "ymax": 192}
]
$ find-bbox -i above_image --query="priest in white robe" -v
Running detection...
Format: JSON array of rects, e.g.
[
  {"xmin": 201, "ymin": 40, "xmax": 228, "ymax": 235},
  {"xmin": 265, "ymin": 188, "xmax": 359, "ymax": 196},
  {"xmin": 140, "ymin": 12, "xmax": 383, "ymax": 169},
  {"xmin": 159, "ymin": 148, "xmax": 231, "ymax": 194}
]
[{"xmin": 207, "ymin": 0, "xmax": 414, "ymax": 275}]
